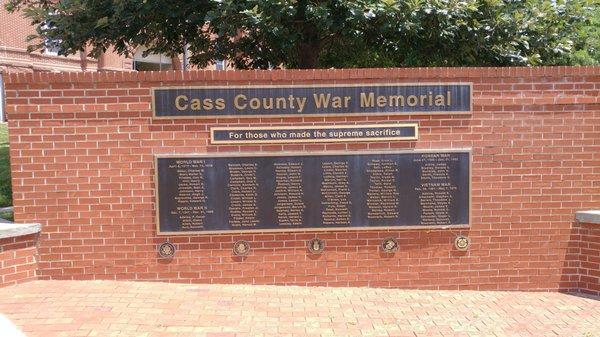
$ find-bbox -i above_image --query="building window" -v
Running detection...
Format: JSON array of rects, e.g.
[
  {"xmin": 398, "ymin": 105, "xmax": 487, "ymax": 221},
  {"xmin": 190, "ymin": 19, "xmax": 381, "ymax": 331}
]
[
  {"xmin": 133, "ymin": 47, "xmax": 173, "ymax": 71},
  {"xmin": 0, "ymin": 74, "xmax": 5, "ymax": 122},
  {"xmin": 40, "ymin": 13, "xmax": 62, "ymax": 56},
  {"xmin": 215, "ymin": 60, "xmax": 226, "ymax": 70},
  {"xmin": 43, "ymin": 38, "xmax": 61, "ymax": 56}
]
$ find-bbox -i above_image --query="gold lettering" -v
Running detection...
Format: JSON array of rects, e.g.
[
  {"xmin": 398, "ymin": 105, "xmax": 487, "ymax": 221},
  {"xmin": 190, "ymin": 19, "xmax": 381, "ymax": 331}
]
[
  {"xmin": 190, "ymin": 98, "xmax": 202, "ymax": 110},
  {"xmin": 377, "ymin": 95, "xmax": 387, "ymax": 107},
  {"xmin": 447, "ymin": 91, "xmax": 452, "ymax": 106},
  {"xmin": 332, "ymin": 96, "xmax": 343, "ymax": 108},
  {"xmin": 215, "ymin": 98, "xmax": 225, "ymax": 110},
  {"xmin": 420, "ymin": 94, "xmax": 427, "ymax": 106},
  {"xmin": 249, "ymin": 98, "xmax": 261, "ymax": 109},
  {"xmin": 344, "ymin": 96, "xmax": 351, "ymax": 108},
  {"xmin": 202, "ymin": 98, "xmax": 213, "ymax": 110},
  {"xmin": 435, "ymin": 95, "xmax": 445, "ymax": 106},
  {"xmin": 388, "ymin": 95, "xmax": 404, "ymax": 107},
  {"xmin": 313, "ymin": 93, "xmax": 331, "ymax": 108},
  {"xmin": 407, "ymin": 95, "xmax": 418, "ymax": 106},
  {"xmin": 175, "ymin": 95, "xmax": 188, "ymax": 111},
  {"xmin": 295, "ymin": 97, "xmax": 307, "ymax": 113},
  {"xmin": 275, "ymin": 97, "xmax": 287, "ymax": 109},
  {"xmin": 234, "ymin": 94, "xmax": 247, "ymax": 110},
  {"xmin": 263, "ymin": 98, "xmax": 273, "ymax": 110},
  {"xmin": 360, "ymin": 92, "xmax": 374, "ymax": 107}
]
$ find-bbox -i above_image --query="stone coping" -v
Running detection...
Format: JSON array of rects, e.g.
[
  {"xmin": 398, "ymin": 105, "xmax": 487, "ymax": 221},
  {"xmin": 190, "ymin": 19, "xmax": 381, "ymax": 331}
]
[
  {"xmin": 575, "ymin": 210, "xmax": 600, "ymax": 225},
  {"xmin": 0, "ymin": 223, "xmax": 41, "ymax": 239},
  {"xmin": 5, "ymin": 66, "xmax": 600, "ymax": 85}
]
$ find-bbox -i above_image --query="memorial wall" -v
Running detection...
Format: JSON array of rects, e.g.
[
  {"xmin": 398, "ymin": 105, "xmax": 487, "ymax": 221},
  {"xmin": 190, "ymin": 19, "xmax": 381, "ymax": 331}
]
[{"xmin": 4, "ymin": 67, "xmax": 600, "ymax": 291}]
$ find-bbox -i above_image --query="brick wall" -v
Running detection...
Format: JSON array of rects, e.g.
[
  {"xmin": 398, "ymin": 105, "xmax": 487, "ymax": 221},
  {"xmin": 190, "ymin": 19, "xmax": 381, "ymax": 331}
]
[
  {"xmin": 3, "ymin": 67, "xmax": 600, "ymax": 291},
  {"xmin": 0, "ymin": 234, "xmax": 38, "ymax": 287},
  {"xmin": 563, "ymin": 222, "xmax": 600, "ymax": 296}
]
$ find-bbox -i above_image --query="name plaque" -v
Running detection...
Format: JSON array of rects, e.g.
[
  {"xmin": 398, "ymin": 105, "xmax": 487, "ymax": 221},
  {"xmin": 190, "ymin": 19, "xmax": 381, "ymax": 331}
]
[
  {"xmin": 155, "ymin": 150, "xmax": 470, "ymax": 235},
  {"xmin": 210, "ymin": 123, "xmax": 418, "ymax": 144},
  {"xmin": 153, "ymin": 83, "xmax": 472, "ymax": 118}
]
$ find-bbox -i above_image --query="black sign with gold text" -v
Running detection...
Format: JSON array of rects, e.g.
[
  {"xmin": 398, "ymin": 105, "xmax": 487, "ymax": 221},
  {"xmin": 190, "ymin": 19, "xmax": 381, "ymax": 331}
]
[
  {"xmin": 152, "ymin": 83, "xmax": 472, "ymax": 118},
  {"xmin": 210, "ymin": 124, "xmax": 418, "ymax": 144},
  {"xmin": 155, "ymin": 150, "xmax": 470, "ymax": 234}
]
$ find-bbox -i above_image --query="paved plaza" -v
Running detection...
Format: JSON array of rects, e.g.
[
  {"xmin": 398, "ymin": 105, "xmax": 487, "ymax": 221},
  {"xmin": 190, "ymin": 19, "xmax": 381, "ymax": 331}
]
[{"xmin": 0, "ymin": 281, "xmax": 598, "ymax": 337}]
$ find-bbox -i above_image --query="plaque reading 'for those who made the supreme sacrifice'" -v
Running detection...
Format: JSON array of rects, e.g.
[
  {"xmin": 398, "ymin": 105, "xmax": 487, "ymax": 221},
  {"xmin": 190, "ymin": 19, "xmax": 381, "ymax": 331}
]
[{"xmin": 155, "ymin": 150, "xmax": 470, "ymax": 234}]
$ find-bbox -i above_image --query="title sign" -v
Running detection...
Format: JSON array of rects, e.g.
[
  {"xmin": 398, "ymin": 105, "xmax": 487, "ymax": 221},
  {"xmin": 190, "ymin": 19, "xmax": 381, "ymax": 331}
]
[{"xmin": 152, "ymin": 83, "xmax": 472, "ymax": 118}]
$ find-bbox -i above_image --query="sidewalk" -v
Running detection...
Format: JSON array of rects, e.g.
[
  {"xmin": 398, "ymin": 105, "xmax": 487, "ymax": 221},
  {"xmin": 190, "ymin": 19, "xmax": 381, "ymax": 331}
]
[{"xmin": 0, "ymin": 280, "xmax": 598, "ymax": 337}]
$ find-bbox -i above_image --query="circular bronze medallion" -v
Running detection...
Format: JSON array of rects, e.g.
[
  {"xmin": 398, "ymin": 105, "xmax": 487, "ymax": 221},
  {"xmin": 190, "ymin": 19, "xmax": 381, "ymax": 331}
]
[
  {"xmin": 307, "ymin": 238, "xmax": 325, "ymax": 254},
  {"xmin": 158, "ymin": 242, "xmax": 175, "ymax": 258},
  {"xmin": 233, "ymin": 240, "xmax": 250, "ymax": 256},
  {"xmin": 381, "ymin": 237, "xmax": 399, "ymax": 253},
  {"xmin": 454, "ymin": 235, "xmax": 471, "ymax": 251}
]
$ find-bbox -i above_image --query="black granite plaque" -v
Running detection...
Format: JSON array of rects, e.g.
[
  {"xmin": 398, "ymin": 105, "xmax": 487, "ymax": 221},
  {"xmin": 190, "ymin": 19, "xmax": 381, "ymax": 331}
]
[
  {"xmin": 153, "ymin": 84, "xmax": 471, "ymax": 118},
  {"xmin": 156, "ymin": 150, "xmax": 470, "ymax": 234}
]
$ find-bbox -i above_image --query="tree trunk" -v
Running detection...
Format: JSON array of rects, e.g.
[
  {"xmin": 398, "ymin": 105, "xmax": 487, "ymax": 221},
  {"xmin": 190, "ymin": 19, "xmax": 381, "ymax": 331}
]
[
  {"xmin": 297, "ymin": 42, "xmax": 320, "ymax": 69},
  {"xmin": 171, "ymin": 56, "xmax": 182, "ymax": 70},
  {"xmin": 295, "ymin": 0, "xmax": 320, "ymax": 69},
  {"xmin": 96, "ymin": 52, "xmax": 105, "ymax": 71},
  {"xmin": 79, "ymin": 51, "xmax": 87, "ymax": 71}
]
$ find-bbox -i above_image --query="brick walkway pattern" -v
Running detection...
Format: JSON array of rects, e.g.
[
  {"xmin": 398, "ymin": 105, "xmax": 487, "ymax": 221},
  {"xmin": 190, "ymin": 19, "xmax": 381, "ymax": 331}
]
[{"xmin": 0, "ymin": 281, "xmax": 598, "ymax": 337}]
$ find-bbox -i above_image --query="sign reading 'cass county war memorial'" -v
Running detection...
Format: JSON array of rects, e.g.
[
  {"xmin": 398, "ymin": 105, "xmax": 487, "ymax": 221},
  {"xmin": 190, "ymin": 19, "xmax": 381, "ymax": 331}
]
[
  {"xmin": 153, "ymin": 83, "xmax": 472, "ymax": 118},
  {"xmin": 156, "ymin": 150, "xmax": 470, "ymax": 235}
]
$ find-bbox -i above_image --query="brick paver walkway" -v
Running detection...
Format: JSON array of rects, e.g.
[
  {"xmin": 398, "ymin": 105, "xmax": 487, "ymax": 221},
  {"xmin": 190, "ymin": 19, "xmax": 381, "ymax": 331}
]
[{"xmin": 0, "ymin": 281, "xmax": 598, "ymax": 337}]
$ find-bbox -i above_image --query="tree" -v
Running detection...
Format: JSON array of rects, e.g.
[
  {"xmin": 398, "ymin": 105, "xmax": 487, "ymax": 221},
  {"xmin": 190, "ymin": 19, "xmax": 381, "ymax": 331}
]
[
  {"xmin": 5, "ymin": 0, "xmax": 598, "ymax": 69},
  {"xmin": 562, "ymin": 3, "xmax": 600, "ymax": 65}
]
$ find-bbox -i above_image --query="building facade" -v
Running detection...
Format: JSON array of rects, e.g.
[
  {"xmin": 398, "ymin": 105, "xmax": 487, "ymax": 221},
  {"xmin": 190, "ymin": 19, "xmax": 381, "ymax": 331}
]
[
  {"xmin": 0, "ymin": 1, "xmax": 132, "ymax": 73},
  {"xmin": 0, "ymin": 1, "xmax": 133, "ymax": 120},
  {"xmin": 0, "ymin": 3, "xmax": 232, "ymax": 120}
]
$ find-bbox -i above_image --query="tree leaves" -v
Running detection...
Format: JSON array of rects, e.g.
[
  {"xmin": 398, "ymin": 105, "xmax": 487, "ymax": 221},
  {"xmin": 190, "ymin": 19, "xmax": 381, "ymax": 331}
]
[
  {"xmin": 95, "ymin": 16, "xmax": 109, "ymax": 28},
  {"xmin": 5, "ymin": 0, "xmax": 598, "ymax": 69}
]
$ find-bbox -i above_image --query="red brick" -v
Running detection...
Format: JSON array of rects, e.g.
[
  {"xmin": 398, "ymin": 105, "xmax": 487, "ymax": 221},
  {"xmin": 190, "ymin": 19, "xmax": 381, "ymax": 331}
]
[{"xmin": 3, "ymin": 67, "xmax": 600, "ymax": 291}]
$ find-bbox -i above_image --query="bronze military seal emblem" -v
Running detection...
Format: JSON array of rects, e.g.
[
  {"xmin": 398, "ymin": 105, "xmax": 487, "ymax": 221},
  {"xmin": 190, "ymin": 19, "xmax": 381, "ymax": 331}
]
[
  {"xmin": 233, "ymin": 240, "xmax": 251, "ymax": 256},
  {"xmin": 381, "ymin": 237, "xmax": 399, "ymax": 253},
  {"xmin": 158, "ymin": 242, "xmax": 176, "ymax": 258},
  {"xmin": 307, "ymin": 238, "xmax": 325, "ymax": 254},
  {"xmin": 454, "ymin": 235, "xmax": 471, "ymax": 251}
]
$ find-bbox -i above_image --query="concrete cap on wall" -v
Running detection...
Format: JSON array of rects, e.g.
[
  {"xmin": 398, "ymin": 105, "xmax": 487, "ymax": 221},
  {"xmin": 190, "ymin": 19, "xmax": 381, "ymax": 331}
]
[
  {"xmin": 575, "ymin": 210, "xmax": 600, "ymax": 225},
  {"xmin": 0, "ymin": 223, "xmax": 41, "ymax": 239}
]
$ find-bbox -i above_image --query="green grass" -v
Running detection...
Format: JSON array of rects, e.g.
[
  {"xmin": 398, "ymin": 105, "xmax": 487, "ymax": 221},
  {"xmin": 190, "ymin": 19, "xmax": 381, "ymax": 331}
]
[
  {"xmin": 0, "ymin": 210, "xmax": 13, "ymax": 221},
  {"xmin": 0, "ymin": 123, "xmax": 12, "ymax": 207}
]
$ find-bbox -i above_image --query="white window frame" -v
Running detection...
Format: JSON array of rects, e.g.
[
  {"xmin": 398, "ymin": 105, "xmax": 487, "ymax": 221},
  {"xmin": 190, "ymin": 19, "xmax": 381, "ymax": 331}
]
[
  {"xmin": 0, "ymin": 73, "xmax": 5, "ymax": 122},
  {"xmin": 215, "ymin": 60, "xmax": 226, "ymax": 70},
  {"xmin": 43, "ymin": 38, "xmax": 61, "ymax": 56},
  {"xmin": 41, "ymin": 13, "xmax": 61, "ymax": 56}
]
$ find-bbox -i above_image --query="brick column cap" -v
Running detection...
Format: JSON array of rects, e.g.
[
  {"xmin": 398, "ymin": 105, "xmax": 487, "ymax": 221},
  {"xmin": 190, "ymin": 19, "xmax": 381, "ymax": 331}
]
[
  {"xmin": 4, "ymin": 65, "xmax": 600, "ymax": 85},
  {"xmin": 0, "ymin": 223, "xmax": 41, "ymax": 239}
]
